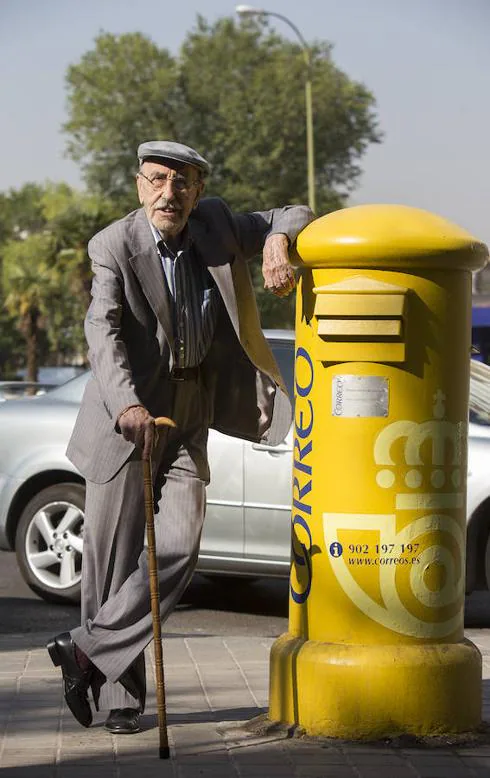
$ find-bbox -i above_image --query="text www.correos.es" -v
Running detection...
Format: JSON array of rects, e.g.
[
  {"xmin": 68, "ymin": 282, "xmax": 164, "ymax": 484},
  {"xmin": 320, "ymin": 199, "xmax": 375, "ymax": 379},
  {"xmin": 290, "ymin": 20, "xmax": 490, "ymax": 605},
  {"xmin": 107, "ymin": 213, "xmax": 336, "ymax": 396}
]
[
  {"xmin": 348, "ymin": 557, "xmax": 420, "ymax": 566},
  {"xmin": 346, "ymin": 543, "xmax": 420, "ymax": 566}
]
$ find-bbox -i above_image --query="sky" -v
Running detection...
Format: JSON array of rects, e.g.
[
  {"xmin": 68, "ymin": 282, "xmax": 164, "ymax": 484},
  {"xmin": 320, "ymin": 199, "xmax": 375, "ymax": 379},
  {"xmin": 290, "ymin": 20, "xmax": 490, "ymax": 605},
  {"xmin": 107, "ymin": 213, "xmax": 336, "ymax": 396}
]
[{"xmin": 1, "ymin": 0, "xmax": 490, "ymax": 245}]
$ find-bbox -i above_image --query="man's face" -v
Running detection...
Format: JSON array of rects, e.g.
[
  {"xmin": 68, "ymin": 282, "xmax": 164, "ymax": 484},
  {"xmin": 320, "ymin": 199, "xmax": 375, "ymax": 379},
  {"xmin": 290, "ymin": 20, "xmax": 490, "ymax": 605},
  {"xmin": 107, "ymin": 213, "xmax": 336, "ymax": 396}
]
[{"xmin": 136, "ymin": 159, "xmax": 204, "ymax": 239}]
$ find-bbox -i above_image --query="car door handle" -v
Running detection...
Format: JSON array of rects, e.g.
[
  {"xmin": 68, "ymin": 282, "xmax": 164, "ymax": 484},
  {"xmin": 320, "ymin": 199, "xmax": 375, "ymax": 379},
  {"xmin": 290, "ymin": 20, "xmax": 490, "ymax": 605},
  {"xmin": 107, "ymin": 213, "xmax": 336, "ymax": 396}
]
[{"xmin": 251, "ymin": 442, "xmax": 292, "ymax": 454}]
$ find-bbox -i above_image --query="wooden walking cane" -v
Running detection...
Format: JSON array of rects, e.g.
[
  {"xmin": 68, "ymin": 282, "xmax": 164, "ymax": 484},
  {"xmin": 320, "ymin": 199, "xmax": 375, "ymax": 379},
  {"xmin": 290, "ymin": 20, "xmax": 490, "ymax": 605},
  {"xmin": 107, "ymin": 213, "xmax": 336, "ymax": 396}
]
[{"xmin": 143, "ymin": 416, "xmax": 176, "ymax": 760}]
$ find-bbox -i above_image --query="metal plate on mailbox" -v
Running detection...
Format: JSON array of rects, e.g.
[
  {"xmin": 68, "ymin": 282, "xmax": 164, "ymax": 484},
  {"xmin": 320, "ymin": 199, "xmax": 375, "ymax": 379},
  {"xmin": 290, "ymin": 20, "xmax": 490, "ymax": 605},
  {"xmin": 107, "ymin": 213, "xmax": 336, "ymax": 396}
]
[{"xmin": 332, "ymin": 375, "xmax": 389, "ymax": 418}]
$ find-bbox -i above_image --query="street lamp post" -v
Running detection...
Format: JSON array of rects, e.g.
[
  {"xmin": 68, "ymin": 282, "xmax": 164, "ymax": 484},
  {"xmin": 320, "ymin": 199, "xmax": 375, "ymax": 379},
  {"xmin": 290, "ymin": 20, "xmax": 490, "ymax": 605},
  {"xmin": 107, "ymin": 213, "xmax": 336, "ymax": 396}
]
[{"xmin": 236, "ymin": 5, "xmax": 316, "ymax": 213}]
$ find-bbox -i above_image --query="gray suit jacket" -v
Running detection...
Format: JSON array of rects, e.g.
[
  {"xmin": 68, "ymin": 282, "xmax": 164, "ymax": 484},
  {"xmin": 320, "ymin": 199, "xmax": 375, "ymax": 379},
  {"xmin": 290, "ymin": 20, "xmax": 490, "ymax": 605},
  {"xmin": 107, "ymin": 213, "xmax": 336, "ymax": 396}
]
[{"xmin": 66, "ymin": 197, "xmax": 313, "ymax": 483}]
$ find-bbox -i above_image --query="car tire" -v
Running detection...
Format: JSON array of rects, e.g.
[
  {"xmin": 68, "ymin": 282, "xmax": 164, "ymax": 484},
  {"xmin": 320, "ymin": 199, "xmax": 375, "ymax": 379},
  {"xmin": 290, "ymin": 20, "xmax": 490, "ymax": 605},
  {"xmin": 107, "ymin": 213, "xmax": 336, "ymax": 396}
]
[{"xmin": 15, "ymin": 483, "xmax": 85, "ymax": 605}]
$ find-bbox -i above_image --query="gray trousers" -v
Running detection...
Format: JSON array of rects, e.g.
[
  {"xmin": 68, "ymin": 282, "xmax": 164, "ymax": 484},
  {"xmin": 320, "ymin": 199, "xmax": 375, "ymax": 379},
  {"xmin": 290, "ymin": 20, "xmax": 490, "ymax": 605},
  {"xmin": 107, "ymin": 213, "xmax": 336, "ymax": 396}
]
[{"xmin": 71, "ymin": 378, "xmax": 210, "ymax": 712}]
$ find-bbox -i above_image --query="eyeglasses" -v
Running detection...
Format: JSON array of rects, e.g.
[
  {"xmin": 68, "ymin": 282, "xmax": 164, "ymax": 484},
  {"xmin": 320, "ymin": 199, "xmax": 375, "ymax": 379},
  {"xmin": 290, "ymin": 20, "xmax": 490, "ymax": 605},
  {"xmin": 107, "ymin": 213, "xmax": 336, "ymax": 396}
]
[{"xmin": 138, "ymin": 170, "xmax": 199, "ymax": 193}]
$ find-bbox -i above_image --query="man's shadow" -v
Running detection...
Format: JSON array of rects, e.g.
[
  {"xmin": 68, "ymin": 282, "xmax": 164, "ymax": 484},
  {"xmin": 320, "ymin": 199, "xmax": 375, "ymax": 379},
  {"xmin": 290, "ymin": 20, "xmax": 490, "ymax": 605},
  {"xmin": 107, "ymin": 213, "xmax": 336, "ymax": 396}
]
[{"xmin": 177, "ymin": 573, "xmax": 289, "ymax": 617}]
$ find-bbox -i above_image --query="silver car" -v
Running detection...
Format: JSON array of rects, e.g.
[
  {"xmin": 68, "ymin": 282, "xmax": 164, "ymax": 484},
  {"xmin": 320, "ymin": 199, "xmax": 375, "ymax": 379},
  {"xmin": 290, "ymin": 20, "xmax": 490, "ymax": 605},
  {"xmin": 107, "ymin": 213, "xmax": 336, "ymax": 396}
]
[{"xmin": 0, "ymin": 329, "xmax": 489, "ymax": 604}]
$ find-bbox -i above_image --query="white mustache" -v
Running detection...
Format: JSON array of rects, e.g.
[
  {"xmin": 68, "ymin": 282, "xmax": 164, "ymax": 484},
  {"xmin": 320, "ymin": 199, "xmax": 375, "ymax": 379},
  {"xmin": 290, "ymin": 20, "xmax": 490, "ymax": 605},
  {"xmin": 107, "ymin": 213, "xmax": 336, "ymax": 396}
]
[{"xmin": 156, "ymin": 198, "xmax": 181, "ymax": 212}]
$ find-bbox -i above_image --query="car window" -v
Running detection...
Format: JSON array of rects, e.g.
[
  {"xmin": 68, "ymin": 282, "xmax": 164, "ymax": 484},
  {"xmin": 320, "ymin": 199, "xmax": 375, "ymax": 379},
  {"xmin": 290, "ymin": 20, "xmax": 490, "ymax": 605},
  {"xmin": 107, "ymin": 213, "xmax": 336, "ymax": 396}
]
[
  {"xmin": 270, "ymin": 339, "xmax": 295, "ymax": 399},
  {"xmin": 16, "ymin": 366, "xmax": 85, "ymax": 384},
  {"xmin": 47, "ymin": 371, "xmax": 90, "ymax": 403},
  {"xmin": 469, "ymin": 409, "xmax": 490, "ymax": 427},
  {"xmin": 45, "ymin": 339, "xmax": 295, "ymax": 405}
]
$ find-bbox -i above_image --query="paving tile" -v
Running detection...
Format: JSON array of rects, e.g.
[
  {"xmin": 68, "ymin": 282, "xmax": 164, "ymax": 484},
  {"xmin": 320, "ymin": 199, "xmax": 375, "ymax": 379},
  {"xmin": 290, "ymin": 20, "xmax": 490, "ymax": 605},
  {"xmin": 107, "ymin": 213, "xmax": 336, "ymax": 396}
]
[
  {"xmin": 177, "ymin": 769, "xmax": 239, "ymax": 778},
  {"xmin": 0, "ymin": 750, "xmax": 56, "ymax": 767},
  {"xmin": 234, "ymin": 767, "xmax": 296, "ymax": 777},
  {"xmin": 412, "ymin": 770, "xmax": 472, "ymax": 778},
  {"xmin": 0, "ymin": 769, "xmax": 54, "ymax": 778},
  {"xmin": 347, "ymin": 753, "xmax": 409, "ymax": 765},
  {"xmin": 118, "ymin": 758, "xmax": 177, "ymax": 778},
  {"xmin": 355, "ymin": 770, "xmax": 417, "ymax": 778},
  {"xmin": 286, "ymin": 751, "xmax": 350, "ymax": 764},
  {"xmin": 175, "ymin": 752, "xmax": 232, "ymax": 762},
  {"xmin": 55, "ymin": 769, "xmax": 118, "ymax": 778},
  {"xmin": 409, "ymin": 755, "xmax": 469, "ymax": 766},
  {"xmin": 1, "ymin": 635, "xmax": 490, "ymax": 777},
  {"xmin": 293, "ymin": 766, "xmax": 359, "ymax": 777}
]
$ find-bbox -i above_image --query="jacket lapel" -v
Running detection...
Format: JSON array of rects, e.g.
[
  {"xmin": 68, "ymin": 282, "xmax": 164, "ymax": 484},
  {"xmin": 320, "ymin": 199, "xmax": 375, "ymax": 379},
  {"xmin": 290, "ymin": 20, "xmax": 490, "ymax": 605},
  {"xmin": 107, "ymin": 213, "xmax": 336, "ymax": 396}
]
[
  {"xmin": 128, "ymin": 210, "xmax": 173, "ymax": 352},
  {"xmin": 127, "ymin": 208, "xmax": 243, "ymax": 350},
  {"xmin": 189, "ymin": 216, "xmax": 240, "ymax": 335}
]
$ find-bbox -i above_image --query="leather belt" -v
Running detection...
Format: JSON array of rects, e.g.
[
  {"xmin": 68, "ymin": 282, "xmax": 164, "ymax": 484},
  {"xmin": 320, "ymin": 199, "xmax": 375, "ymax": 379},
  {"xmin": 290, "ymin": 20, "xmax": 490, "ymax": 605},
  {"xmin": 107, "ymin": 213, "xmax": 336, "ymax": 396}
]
[{"xmin": 169, "ymin": 366, "xmax": 200, "ymax": 382}]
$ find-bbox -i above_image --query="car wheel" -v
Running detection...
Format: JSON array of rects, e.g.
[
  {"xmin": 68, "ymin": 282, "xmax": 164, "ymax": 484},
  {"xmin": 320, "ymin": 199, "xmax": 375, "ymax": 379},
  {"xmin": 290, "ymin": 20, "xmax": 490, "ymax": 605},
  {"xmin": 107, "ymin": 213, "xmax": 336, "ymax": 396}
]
[{"xmin": 15, "ymin": 483, "xmax": 85, "ymax": 605}]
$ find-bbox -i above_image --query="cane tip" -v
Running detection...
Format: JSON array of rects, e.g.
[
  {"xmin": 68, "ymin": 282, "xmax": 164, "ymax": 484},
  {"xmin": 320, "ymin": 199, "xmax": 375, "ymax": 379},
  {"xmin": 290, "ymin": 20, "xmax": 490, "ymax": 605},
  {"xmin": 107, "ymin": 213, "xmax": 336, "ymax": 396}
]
[{"xmin": 159, "ymin": 746, "xmax": 170, "ymax": 759}]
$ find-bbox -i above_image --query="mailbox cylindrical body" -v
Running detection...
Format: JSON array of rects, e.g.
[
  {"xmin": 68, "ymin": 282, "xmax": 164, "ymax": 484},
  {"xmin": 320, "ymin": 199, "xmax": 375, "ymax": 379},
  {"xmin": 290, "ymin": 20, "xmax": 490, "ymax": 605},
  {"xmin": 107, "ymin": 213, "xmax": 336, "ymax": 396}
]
[{"xmin": 269, "ymin": 204, "xmax": 488, "ymax": 737}]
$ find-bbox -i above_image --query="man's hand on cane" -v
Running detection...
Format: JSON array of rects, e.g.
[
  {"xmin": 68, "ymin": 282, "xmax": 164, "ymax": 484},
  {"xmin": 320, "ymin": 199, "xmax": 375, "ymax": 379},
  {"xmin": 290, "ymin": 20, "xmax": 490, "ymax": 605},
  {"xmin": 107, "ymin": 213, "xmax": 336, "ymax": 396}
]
[
  {"xmin": 118, "ymin": 405, "xmax": 155, "ymax": 460},
  {"xmin": 262, "ymin": 233, "xmax": 296, "ymax": 298}
]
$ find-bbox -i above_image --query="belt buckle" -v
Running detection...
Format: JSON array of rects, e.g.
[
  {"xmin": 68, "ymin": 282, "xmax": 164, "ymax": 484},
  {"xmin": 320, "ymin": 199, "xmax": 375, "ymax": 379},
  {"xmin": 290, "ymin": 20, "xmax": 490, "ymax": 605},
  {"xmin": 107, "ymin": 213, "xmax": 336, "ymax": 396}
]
[{"xmin": 170, "ymin": 369, "xmax": 185, "ymax": 382}]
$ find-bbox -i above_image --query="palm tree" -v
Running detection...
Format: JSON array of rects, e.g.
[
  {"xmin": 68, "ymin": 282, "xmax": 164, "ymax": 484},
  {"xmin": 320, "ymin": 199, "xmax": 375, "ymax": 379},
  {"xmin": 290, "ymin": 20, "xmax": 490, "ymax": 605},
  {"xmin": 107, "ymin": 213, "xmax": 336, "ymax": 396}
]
[{"xmin": 1, "ymin": 184, "xmax": 119, "ymax": 383}]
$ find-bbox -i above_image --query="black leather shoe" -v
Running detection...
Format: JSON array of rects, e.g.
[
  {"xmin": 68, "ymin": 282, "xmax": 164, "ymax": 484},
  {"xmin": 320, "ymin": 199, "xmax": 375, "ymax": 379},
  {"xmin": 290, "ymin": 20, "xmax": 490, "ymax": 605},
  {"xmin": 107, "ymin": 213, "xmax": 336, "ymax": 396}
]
[
  {"xmin": 104, "ymin": 708, "xmax": 141, "ymax": 734},
  {"xmin": 47, "ymin": 632, "xmax": 93, "ymax": 728}
]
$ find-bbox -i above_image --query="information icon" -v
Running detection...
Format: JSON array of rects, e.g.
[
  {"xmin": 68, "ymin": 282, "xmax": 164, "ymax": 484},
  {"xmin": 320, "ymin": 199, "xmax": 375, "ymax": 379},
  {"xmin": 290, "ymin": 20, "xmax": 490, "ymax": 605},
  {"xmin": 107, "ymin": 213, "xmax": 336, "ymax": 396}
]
[{"xmin": 329, "ymin": 541, "xmax": 343, "ymax": 558}]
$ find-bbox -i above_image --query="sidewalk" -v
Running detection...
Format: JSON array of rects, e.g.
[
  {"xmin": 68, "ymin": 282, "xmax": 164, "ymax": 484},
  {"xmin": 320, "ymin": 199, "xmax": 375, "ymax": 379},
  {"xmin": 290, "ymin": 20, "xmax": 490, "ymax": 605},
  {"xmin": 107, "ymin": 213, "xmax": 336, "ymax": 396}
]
[{"xmin": 1, "ymin": 629, "xmax": 490, "ymax": 777}]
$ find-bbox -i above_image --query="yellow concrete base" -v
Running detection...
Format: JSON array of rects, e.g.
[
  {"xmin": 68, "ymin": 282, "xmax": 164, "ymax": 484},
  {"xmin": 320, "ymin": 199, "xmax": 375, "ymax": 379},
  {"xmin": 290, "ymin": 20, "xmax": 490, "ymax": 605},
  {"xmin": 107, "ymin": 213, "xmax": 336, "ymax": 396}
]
[{"xmin": 269, "ymin": 633, "xmax": 482, "ymax": 738}]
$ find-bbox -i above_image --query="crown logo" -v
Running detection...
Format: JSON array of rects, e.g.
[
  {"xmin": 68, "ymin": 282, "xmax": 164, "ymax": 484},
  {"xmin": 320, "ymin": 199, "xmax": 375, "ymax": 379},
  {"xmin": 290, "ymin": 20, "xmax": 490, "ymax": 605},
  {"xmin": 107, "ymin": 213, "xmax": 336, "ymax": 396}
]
[{"xmin": 374, "ymin": 390, "xmax": 465, "ymax": 510}]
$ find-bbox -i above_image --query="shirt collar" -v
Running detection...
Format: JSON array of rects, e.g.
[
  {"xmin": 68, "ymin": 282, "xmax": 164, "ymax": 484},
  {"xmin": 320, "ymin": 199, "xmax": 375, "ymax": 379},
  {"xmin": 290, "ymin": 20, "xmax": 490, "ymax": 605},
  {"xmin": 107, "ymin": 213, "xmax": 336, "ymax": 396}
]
[{"xmin": 147, "ymin": 217, "xmax": 190, "ymax": 254}]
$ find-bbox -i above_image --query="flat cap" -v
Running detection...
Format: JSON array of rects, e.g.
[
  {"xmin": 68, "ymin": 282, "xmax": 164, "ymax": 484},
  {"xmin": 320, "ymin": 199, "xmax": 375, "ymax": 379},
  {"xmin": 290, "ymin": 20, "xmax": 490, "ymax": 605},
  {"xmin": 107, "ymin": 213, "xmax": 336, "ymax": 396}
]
[{"xmin": 137, "ymin": 141, "xmax": 210, "ymax": 175}]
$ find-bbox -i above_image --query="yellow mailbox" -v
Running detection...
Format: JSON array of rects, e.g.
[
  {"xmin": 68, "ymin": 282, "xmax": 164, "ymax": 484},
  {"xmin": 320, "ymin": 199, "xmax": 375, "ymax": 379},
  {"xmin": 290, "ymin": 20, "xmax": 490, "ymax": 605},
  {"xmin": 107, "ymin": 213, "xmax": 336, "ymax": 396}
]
[{"xmin": 269, "ymin": 204, "xmax": 488, "ymax": 738}]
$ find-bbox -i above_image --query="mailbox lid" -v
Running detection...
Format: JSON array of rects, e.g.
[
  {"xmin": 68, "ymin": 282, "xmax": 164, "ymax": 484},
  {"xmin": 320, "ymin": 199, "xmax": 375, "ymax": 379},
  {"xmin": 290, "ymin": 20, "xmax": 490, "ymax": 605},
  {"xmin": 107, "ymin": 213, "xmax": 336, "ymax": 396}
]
[{"xmin": 295, "ymin": 204, "xmax": 488, "ymax": 272}]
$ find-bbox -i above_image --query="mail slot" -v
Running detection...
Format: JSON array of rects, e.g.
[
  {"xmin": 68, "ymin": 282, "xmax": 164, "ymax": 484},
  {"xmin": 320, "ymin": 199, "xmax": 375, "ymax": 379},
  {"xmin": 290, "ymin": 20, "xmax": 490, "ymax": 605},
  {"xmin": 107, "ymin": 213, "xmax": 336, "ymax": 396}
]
[{"xmin": 312, "ymin": 276, "xmax": 408, "ymax": 362}]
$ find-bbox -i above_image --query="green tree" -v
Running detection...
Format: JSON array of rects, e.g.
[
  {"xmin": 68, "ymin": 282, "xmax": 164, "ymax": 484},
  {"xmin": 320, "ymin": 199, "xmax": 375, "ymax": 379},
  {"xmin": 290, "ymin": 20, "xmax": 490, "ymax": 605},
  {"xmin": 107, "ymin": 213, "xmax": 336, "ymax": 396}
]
[
  {"xmin": 178, "ymin": 17, "xmax": 380, "ymax": 216},
  {"xmin": 64, "ymin": 17, "xmax": 380, "ymax": 215},
  {"xmin": 63, "ymin": 16, "xmax": 381, "ymax": 326},
  {"xmin": 0, "ymin": 183, "xmax": 47, "ymax": 244},
  {"xmin": 64, "ymin": 32, "xmax": 178, "ymax": 210},
  {"xmin": 2, "ymin": 232, "xmax": 58, "ymax": 383},
  {"xmin": 0, "ymin": 183, "xmax": 49, "ymax": 377},
  {"xmin": 0, "ymin": 307, "xmax": 25, "ymax": 379},
  {"xmin": 0, "ymin": 183, "xmax": 118, "ymax": 379},
  {"xmin": 41, "ymin": 183, "xmax": 119, "ymax": 361}
]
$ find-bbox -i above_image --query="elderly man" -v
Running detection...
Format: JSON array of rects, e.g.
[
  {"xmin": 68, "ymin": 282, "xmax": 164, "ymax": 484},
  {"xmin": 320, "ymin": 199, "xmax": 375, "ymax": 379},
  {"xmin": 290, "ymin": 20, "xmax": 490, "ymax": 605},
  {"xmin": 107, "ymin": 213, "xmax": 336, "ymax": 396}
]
[{"xmin": 47, "ymin": 141, "xmax": 314, "ymax": 735}]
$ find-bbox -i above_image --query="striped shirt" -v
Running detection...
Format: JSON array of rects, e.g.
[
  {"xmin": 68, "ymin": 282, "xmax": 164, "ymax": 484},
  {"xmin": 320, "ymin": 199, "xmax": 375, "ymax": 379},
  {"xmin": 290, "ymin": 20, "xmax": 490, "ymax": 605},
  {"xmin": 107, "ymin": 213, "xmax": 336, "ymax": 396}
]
[{"xmin": 149, "ymin": 222, "xmax": 220, "ymax": 368}]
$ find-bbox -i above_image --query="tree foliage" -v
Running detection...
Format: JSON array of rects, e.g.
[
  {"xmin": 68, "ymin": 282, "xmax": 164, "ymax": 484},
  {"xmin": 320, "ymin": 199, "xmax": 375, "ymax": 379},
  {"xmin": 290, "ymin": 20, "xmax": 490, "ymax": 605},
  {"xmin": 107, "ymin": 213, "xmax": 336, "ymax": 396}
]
[
  {"xmin": 0, "ymin": 14, "xmax": 381, "ymax": 377},
  {"xmin": 0, "ymin": 306, "xmax": 25, "ymax": 379},
  {"xmin": 64, "ymin": 32, "xmax": 178, "ymax": 210},
  {"xmin": 0, "ymin": 184, "xmax": 118, "ymax": 379},
  {"xmin": 64, "ymin": 17, "xmax": 381, "ymax": 218},
  {"xmin": 0, "ymin": 184, "xmax": 47, "ymax": 244},
  {"xmin": 0, "ymin": 184, "xmax": 49, "ymax": 377},
  {"xmin": 2, "ymin": 231, "xmax": 59, "ymax": 382},
  {"xmin": 63, "ymin": 17, "xmax": 381, "ymax": 328}
]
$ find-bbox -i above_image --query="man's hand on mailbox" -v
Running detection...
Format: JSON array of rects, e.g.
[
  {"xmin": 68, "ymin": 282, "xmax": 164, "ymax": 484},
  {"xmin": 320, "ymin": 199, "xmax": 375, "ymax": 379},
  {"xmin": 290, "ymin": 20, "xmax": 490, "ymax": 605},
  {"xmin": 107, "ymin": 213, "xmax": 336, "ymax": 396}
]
[{"xmin": 262, "ymin": 233, "xmax": 296, "ymax": 298}]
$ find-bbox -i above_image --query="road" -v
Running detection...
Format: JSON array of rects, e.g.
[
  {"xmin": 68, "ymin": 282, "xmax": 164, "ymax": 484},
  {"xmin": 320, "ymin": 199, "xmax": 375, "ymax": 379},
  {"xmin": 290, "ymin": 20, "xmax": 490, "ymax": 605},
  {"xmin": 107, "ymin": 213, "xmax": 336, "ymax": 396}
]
[
  {"xmin": 1, "ymin": 548, "xmax": 490, "ymax": 637},
  {"xmin": 0, "ymin": 549, "xmax": 290, "ymax": 637}
]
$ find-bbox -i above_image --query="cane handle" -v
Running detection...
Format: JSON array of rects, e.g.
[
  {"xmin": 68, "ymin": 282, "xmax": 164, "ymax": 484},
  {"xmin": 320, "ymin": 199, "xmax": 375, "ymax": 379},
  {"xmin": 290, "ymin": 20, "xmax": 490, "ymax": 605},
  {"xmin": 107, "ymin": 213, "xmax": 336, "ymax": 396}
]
[{"xmin": 154, "ymin": 416, "xmax": 177, "ymax": 429}]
